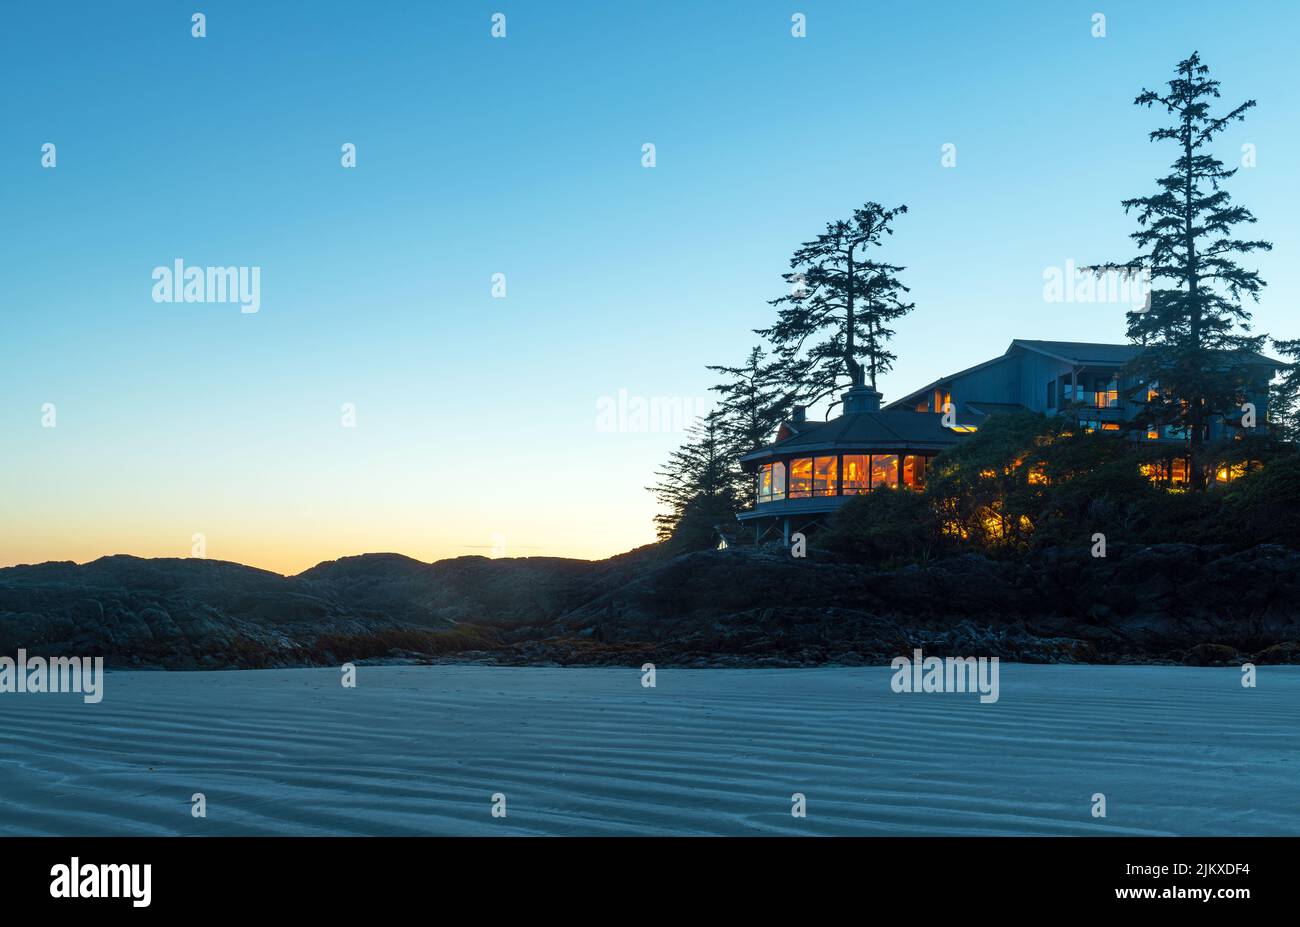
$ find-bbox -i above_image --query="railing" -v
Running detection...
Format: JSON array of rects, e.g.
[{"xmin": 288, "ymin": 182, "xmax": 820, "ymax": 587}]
[{"xmin": 1062, "ymin": 386, "xmax": 1121, "ymax": 409}]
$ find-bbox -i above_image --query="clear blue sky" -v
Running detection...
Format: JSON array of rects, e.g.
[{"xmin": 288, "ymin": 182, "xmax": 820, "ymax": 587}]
[{"xmin": 3, "ymin": 0, "xmax": 1297, "ymax": 572}]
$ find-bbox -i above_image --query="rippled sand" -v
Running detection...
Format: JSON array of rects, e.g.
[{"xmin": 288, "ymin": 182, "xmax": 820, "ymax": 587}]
[{"xmin": 0, "ymin": 664, "xmax": 1295, "ymax": 835}]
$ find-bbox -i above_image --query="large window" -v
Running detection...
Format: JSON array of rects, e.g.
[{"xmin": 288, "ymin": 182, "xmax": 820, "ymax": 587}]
[
  {"xmin": 871, "ymin": 454, "xmax": 899, "ymax": 489},
  {"xmin": 813, "ymin": 456, "xmax": 838, "ymax": 496},
  {"xmin": 842, "ymin": 455, "xmax": 869, "ymax": 493},
  {"xmin": 1095, "ymin": 377, "xmax": 1119, "ymax": 409},
  {"xmin": 788, "ymin": 458, "xmax": 813, "ymax": 498},
  {"xmin": 772, "ymin": 453, "xmax": 930, "ymax": 498},
  {"xmin": 755, "ymin": 462, "xmax": 788, "ymax": 503},
  {"xmin": 903, "ymin": 455, "xmax": 927, "ymax": 489}
]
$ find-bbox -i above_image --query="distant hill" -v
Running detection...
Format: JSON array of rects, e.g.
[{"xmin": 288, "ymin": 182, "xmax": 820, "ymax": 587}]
[{"xmin": 1, "ymin": 543, "xmax": 1298, "ymax": 668}]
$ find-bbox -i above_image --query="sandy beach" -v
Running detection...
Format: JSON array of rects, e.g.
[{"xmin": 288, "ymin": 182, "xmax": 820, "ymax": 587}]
[{"xmin": 0, "ymin": 664, "xmax": 1295, "ymax": 836}]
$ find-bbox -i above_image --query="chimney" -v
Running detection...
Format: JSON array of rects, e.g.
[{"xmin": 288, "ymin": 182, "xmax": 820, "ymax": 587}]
[
  {"xmin": 791, "ymin": 404, "xmax": 806, "ymax": 424},
  {"xmin": 842, "ymin": 385, "xmax": 882, "ymax": 414}
]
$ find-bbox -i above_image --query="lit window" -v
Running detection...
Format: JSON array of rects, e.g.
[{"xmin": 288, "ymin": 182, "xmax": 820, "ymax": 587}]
[
  {"xmin": 871, "ymin": 454, "xmax": 899, "ymax": 489},
  {"xmin": 772, "ymin": 461, "xmax": 786, "ymax": 499},
  {"xmin": 842, "ymin": 455, "xmax": 869, "ymax": 494},
  {"xmin": 1140, "ymin": 461, "xmax": 1167, "ymax": 483},
  {"xmin": 903, "ymin": 455, "xmax": 927, "ymax": 489},
  {"xmin": 1215, "ymin": 462, "xmax": 1246, "ymax": 483},
  {"xmin": 813, "ymin": 456, "xmax": 838, "ymax": 496},
  {"xmin": 757, "ymin": 466, "xmax": 773, "ymax": 502},
  {"xmin": 1101, "ymin": 423, "xmax": 1121, "ymax": 432},
  {"xmin": 789, "ymin": 458, "xmax": 812, "ymax": 498},
  {"xmin": 1096, "ymin": 378, "xmax": 1119, "ymax": 408}
]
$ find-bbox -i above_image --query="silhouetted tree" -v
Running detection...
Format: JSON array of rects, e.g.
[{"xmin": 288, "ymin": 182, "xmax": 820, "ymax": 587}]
[
  {"xmin": 1269, "ymin": 338, "xmax": 1300, "ymax": 444},
  {"xmin": 648, "ymin": 410, "xmax": 736, "ymax": 544},
  {"xmin": 759, "ymin": 202, "xmax": 914, "ymax": 414},
  {"xmin": 706, "ymin": 346, "xmax": 799, "ymax": 498},
  {"xmin": 1092, "ymin": 52, "xmax": 1271, "ymax": 489}
]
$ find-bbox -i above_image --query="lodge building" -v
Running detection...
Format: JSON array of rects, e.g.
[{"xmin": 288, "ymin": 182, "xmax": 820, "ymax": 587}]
[{"xmin": 737, "ymin": 339, "xmax": 1282, "ymax": 543}]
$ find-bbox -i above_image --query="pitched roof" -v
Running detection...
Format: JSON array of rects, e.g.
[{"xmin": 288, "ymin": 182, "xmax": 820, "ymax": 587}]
[
  {"xmin": 1013, "ymin": 338, "xmax": 1281, "ymax": 368},
  {"xmin": 1010, "ymin": 340, "xmax": 1142, "ymax": 365},
  {"xmin": 740, "ymin": 409, "xmax": 962, "ymax": 469},
  {"xmin": 885, "ymin": 339, "xmax": 1284, "ymax": 410}
]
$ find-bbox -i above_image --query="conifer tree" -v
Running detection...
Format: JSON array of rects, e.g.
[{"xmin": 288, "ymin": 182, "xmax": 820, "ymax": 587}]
[
  {"xmin": 1093, "ymin": 52, "xmax": 1271, "ymax": 488},
  {"xmin": 759, "ymin": 202, "xmax": 914, "ymax": 414},
  {"xmin": 1268, "ymin": 338, "xmax": 1300, "ymax": 444},
  {"xmin": 706, "ymin": 346, "xmax": 799, "ymax": 498},
  {"xmin": 648, "ymin": 410, "xmax": 736, "ymax": 544}
]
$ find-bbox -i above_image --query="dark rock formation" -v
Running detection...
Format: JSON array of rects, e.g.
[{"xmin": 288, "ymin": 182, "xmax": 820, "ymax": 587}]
[{"xmin": 1, "ymin": 543, "xmax": 1297, "ymax": 669}]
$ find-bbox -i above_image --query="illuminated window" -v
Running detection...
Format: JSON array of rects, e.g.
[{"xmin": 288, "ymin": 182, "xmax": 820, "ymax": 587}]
[
  {"xmin": 789, "ymin": 458, "xmax": 812, "ymax": 498},
  {"xmin": 1140, "ymin": 461, "xmax": 1167, "ymax": 483},
  {"xmin": 772, "ymin": 461, "xmax": 786, "ymax": 498},
  {"xmin": 1096, "ymin": 377, "xmax": 1119, "ymax": 408},
  {"xmin": 871, "ymin": 454, "xmax": 899, "ymax": 489},
  {"xmin": 902, "ymin": 455, "xmax": 927, "ymax": 489},
  {"xmin": 813, "ymin": 456, "xmax": 838, "ymax": 496},
  {"xmin": 1170, "ymin": 457, "xmax": 1189, "ymax": 485},
  {"xmin": 1215, "ymin": 462, "xmax": 1246, "ymax": 483},
  {"xmin": 757, "ymin": 466, "xmax": 773, "ymax": 502},
  {"xmin": 1147, "ymin": 427, "xmax": 1159, "ymax": 440},
  {"xmin": 842, "ymin": 455, "xmax": 869, "ymax": 494},
  {"xmin": 1101, "ymin": 422, "xmax": 1121, "ymax": 432}
]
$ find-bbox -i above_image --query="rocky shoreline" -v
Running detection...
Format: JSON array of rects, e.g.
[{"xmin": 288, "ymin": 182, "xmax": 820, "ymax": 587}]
[{"xmin": 2, "ymin": 542, "xmax": 1298, "ymax": 670}]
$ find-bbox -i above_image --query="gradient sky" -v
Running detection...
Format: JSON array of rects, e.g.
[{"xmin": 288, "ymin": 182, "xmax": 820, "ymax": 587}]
[{"xmin": 3, "ymin": 1, "xmax": 1297, "ymax": 574}]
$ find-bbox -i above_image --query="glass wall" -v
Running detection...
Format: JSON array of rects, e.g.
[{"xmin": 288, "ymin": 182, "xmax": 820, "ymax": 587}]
[
  {"xmin": 871, "ymin": 454, "xmax": 899, "ymax": 488},
  {"xmin": 902, "ymin": 455, "xmax": 927, "ymax": 488},
  {"xmin": 789, "ymin": 458, "xmax": 813, "ymax": 498},
  {"xmin": 813, "ymin": 456, "xmax": 838, "ymax": 496},
  {"xmin": 756, "ymin": 461, "xmax": 789, "ymax": 502},
  {"xmin": 755, "ymin": 453, "xmax": 932, "ymax": 503},
  {"xmin": 842, "ymin": 455, "xmax": 869, "ymax": 494}
]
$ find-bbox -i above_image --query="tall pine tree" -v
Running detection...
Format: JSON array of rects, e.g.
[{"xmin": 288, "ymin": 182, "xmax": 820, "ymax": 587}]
[
  {"xmin": 647, "ymin": 410, "xmax": 736, "ymax": 546},
  {"xmin": 758, "ymin": 202, "xmax": 914, "ymax": 414},
  {"xmin": 1095, "ymin": 52, "xmax": 1271, "ymax": 489},
  {"xmin": 706, "ymin": 346, "xmax": 799, "ymax": 499},
  {"xmin": 1268, "ymin": 338, "xmax": 1300, "ymax": 444}
]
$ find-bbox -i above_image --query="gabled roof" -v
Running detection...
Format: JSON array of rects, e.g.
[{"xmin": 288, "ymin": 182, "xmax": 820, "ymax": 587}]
[
  {"xmin": 885, "ymin": 339, "xmax": 1284, "ymax": 411},
  {"xmin": 1010, "ymin": 339, "xmax": 1143, "ymax": 366}
]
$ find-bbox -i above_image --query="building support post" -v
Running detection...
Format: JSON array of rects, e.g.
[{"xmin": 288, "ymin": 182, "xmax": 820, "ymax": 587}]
[{"xmin": 782, "ymin": 517, "xmax": 790, "ymax": 547}]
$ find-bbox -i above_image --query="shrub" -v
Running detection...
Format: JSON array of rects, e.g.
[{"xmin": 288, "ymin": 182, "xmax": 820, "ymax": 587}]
[
  {"xmin": 664, "ymin": 493, "xmax": 737, "ymax": 554},
  {"xmin": 1220, "ymin": 453, "xmax": 1300, "ymax": 548},
  {"xmin": 820, "ymin": 487, "xmax": 938, "ymax": 562}
]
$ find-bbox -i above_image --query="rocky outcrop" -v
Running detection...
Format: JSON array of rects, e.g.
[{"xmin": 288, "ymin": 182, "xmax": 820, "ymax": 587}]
[{"xmin": 1, "ymin": 543, "xmax": 1297, "ymax": 668}]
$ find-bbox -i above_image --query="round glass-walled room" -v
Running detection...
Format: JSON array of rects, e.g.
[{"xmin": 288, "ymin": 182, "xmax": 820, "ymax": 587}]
[{"xmin": 754, "ymin": 452, "xmax": 932, "ymax": 504}]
